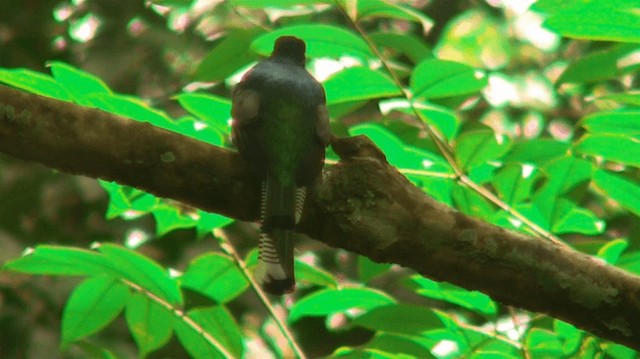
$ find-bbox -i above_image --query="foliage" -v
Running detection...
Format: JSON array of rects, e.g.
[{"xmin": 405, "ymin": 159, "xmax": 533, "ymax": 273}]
[{"xmin": 1, "ymin": 0, "xmax": 639, "ymax": 357}]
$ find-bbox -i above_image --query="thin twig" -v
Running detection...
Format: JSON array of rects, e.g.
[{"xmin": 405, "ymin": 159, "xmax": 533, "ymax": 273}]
[
  {"xmin": 122, "ymin": 279, "xmax": 235, "ymax": 358},
  {"xmin": 332, "ymin": 0, "xmax": 567, "ymax": 246},
  {"xmin": 216, "ymin": 230, "xmax": 308, "ymax": 359}
]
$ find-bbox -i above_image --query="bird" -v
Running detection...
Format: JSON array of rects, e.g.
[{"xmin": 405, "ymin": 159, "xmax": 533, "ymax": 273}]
[{"xmin": 231, "ymin": 36, "xmax": 331, "ymax": 295}]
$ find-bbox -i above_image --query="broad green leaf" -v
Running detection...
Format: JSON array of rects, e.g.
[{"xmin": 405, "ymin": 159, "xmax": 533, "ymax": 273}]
[
  {"xmin": 540, "ymin": 1, "xmax": 640, "ymax": 43},
  {"xmin": 125, "ymin": 293, "xmax": 173, "ymax": 357},
  {"xmin": 358, "ymin": 256, "xmax": 390, "ymax": 283},
  {"xmin": 152, "ymin": 0, "xmax": 192, "ymax": 5},
  {"xmin": 491, "ymin": 164, "xmax": 538, "ymax": 205},
  {"xmin": 452, "ymin": 184, "xmax": 495, "ymax": 220},
  {"xmin": 73, "ymin": 342, "xmax": 119, "ymax": 359},
  {"xmin": 351, "ymin": 304, "xmax": 441, "ymax": 335},
  {"xmin": 410, "ymin": 276, "xmax": 497, "ymax": 315},
  {"xmin": 97, "ymin": 243, "xmax": 183, "ymax": 306},
  {"xmin": 454, "ymin": 130, "xmax": 511, "ymax": 170},
  {"xmin": 295, "ymin": 259, "xmax": 338, "ymax": 288},
  {"xmin": 152, "ymin": 205, "xmax": 198, "ymax": 236},
  {"xmin": 100, "ymin": 181, "xmax": 135, "ymax": 219},
  {"xmin": 599, "ymin": 92, "xmax": 640, "ymax": 106},
  {"xmin": 252, "ymin": 24, "xmax": 374, "ymax": 60},
  {"xmin": 435, "ymin": 9, "xmax": 512, "ymax": 69},
  {"xmin": 174, "ymin": 306, "xmax": 243, "ymax": 359},
  {"xmin": 504, "ymin": 139, "xmax": 570, "ymax": 165},
  {"xmin": 324, "ymin": 67, "xmax": 401, "ymax": 105},
  {"xmin": 593, "ymin": 169, "xmax": 640, "ymax": 216},
  {"xmin": 574, "ymin": 134, "xmax": 640, "ymax": 167},
  {"xmin": 62, "ymin": 276, "xmax": 130, "ymax": 344},
  {"xmin": 537, "ymin": 156, "xmax": 593, "ymax": 198},
  {"xmin": 193, "ymin": 28, "xmax": 262, "ymax": 82},
  {"xmin": 551, "ymin": 200, "xmax": 604, "ymax": 235},
  {"xmin": 289, "ymin": 287, "xmax": 395, "ymax": 322},
  {"xmin": 553, "ymin": 320, "xmax": 582, "ymax": 355},
  {"xmin": 370, "ymin": 32, "xmax": 431, "ymax": 64},
  {"xmin": 580, "ymin": 109, "xmax": 640, "ymax": 135},
  {"xmin": 332, "ymin": 347, "xmax": 407, "ymax": 359},
  {"xmin": 354, "ymin": 0, "xmax": 433, "ymax": 33},
  {"xmin": 181, "ymin": 253, "xmax": 248, "ymax": 303},
  {"xmin": 378, "ymin": 98, "xmax": 460, "ymax": 140},
  {"xmin": 176, "ymin": 93, "xmax": 231, "ymax": 133},
  {"xmin": 195, "ymin": 211, "xmax": 233, "ymax": 238},
  {"xmin": 558, "ymin": 44, "xmax": 640, "ymax": 84},
  {"xmin": 411, "ymin": 59, "xmax": 487, "ymax": 100},
  {"xmin": 602, "ymin": 342, "xmax": 637, "ymax": 359},
  {"xmin": 48, "ymin": 61, "xmax": 111, "ymax": 103},
  {"xmin": 87, "ymin": 93, "xmax": 177, "ymax": 132},
  {"xmin": 0, "ymin": 68, "xmax": 71, "ymax": 100},
  {"xmin": 366, "ymin": 333, "xmax": 437, "ymax": 359},
  {"xmin": 4, "ymin": 245, "xmax": 109, "ymax": 276},
  {"xmin": 597, "ymin": 239, "xmax": 629, "ymax": 265},
  {"xmin": 525, "ymin": 329, "xmax": 563, "ymax": 357},
  {"xmin": 230, "ymin": 0, "xmax": 330, "ymax": 7}
]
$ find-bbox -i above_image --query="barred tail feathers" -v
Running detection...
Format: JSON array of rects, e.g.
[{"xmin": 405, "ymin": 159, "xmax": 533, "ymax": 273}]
[{"xmin": 255, "ymin": 178, "xmax": 306, "ymax": 295}]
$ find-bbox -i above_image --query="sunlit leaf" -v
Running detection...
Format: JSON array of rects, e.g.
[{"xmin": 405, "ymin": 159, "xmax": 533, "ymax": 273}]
[
  {"xmin": 0, "ymin": 68, "xmax": 71, "ymax": 100},
  {"xmin": 593, "ymin": 169, "xmax": 640, "ymax": 216},
  {"xmin": 504, "ymin": 139, "xmax": 570, "ymax": 165},
  {"xmin": 553, "ymin": 320, "xmax": 582, "ymax": 355},
  {"xmin": 87, "ymin": 93, "xmax": 177, "ymax": 132},
  {"xmin": 491, "ymin": 164, "xmax": 538, "ymax": 205},
  {"xmin": 97, "ymin": 244, "xmax": 183, "ymax": 306},
  {"xmin": 370, "ymin": 32, "xmax": 431, "ymax": 64},
  {"xmin": 574, "ymin": 134, "xmax": 640, "ymax": 167},
  {"xmin": 365, "ymin": 333, "xmax": 437, "ymax": 358},
  {"xmin": 551, "ymin": 200, "xmax": 604, "ymax": 235},
  {"xmin": 152, "ymin": 205, "xmax": 198, "ymax": 236},
  {"xmin": 324, "ymin": 67, "xmax": 401, "ymax": 105},
  {"xmin": 289, "ymin": 287, "xmax": 396, "ymax": 322},
  {"xmin": 125, "ymin": 293, "xmax": 173, "ymax": 357},
  {"xmin": 230, "ymin": 0, "xmax": 330, "ymax": 7},
  {"xmin": 174, "ymin": 306, "xmax": 243, "ymax": 359},
  {"xmin": 454, "ymin": 129, "xmax": 511, "ymax": 170},
  {"xmin": 181, "ymin": 253, "xmax": 248, "ymax": 303},
  {"xmin": 525, "ymin": 329, "xmax": 563, "ymax": 357},
  {"xmin": 193, "ymin": 29, "xmax": 261, "ymax": 82},
  {"xmin": 175, "ymin": 93, "xmax": 231, "ymax": 134},
  {"xmin": 597, "ymin": 239, "xmax": 628, "ymax": 265},
  {"xmin": 48, "ymin": 61, "xmax": 111, "ymax": 103},
  {"xmin": 354, "ymin": 0, "xmax": 433, "ymax": 33},
  {"xmin": 452, "ymin": 184, "xmax": 495, "ymax": 220},
  {"xmin": 409, "ymin": 276, "xmax": 497, "ymax": 315},
  {"xmin": 358, "ymin": 256, "xmax": 390, "ymax": 283},
  {"xmin": 252, "ymin": 24, "xmax": 374, "ymax": 60},
  {"xmin": 4, "ymin": 245, "xmax": 109, "ymax": 276},
  {"xmin": 411, "ymin": 59, "xmax": 487, "ymax": 100},
  {"xmin": 295, "ymin": 259, "xmax": 338, "ymax": 288},
  {"xmin": 537, "ymin": 156, "xmax": 593, "ymax": 198},
  {"xmin": 580, "ymin": 109, "xmax": 640, "ymax": 135},
  {"xmin": 558, "ymin": 44, "xmax": 640, "ymax": 84},
  {"xmin": 351, "ymin": 304, "xmax": 441, "ymax": 335},
  {"xmin": 62, "ymin": 276, "xmax": 130, "ymax": 344},
  {"xmin": 599, "ymin": 92, "xmax": 640, "ymax": 106}
]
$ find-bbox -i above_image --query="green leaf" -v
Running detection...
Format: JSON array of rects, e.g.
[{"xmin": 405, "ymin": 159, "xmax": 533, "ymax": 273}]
[
  {"xmin": 125, "ymin": 293, "xmax": 173, "ymax": 357},
  {"xmin": 551, "ymin": 200, "xmax": 605, "ymax": 235},
  {"xmin": 324, "ymin": 67, "xmax": 401, "ymax": 105},
  {"xmin": 358, "ymin": 256, "xmax": 390, "ymax": 283},
  {"xmin": 541, "ymin": 1, "xmax": 640, "ymax": 43},
  {"xmin": 289, "ymin": 287, "xmax": 395, "ymax": 322},
  {"xmin": 97, "ymin": 243, "xmax": 183, "ymax": 306},
  {"xmin": 195, "ymin": 211, "xmax": 233, "ymax": 238},
  {"xmin": 409, "ymin": 276, "xmax": 497, "ymax": 315},
  {"xmin": 599, "ymin": 91, "xmax": 640, "ymax": 106},
  {"xmin": 597, "ymin": 239, "xmax": 629, "ymax": 266},
  {"xmin": 175, "ymin": 93, "xmax": 232, "ymax": 134},
  {"xmin": 366, "ymin": 333, "xmax": 437, "ymax": 359},
  {"xmin": 193, "ymin": 28, "xmax": 262, "ymax": 82},
  {"xmin": 151, "ymin": 0, "xmax": 193, "ymax": 5},
  {"xmin": 378, "ymin": 99, "xmax": 460, "ymax": 140},
  {"xmin": 174, "ymin": 306, "xmax": 242, "ymax": 359},
  {"xmin": 452, "ymin": 184, "xmax": 495, "ymax": 220},
  {"xmin": 435, "ymin": 9, "xmax": 512, "ymax": 69},
  {"xmin": 4, "ymin": 245, "xmax": 109, "ymax": 276},
  {"xmin": 295, "ymin": 259, "xmax": 338, "ymax": 288},
  {"xmin": 537, "ymin": 156, "xmax": 593, "ymax": 198},
  {"xmin": 558, "ymin": 44, "xmax": 640, "ymax": 84},
  {"xmin": 580, "ymin": 109, "xmax": 640, "ymax": 135},
  {"xmin": 152, "ymin": 205, "xmax": 198, "ymax": 236},
  {"xmin": 351, "ymin": 304, "xmax": 441, "ymax": 335},
  {"xmin": 252, "ymin": 24, "xmax": 374, "ymax": 60},
  {"xmin": 181, "ymin": 253, "xmax": 249, "ymax": 303},
  {"xmin": 354, "ymin": 0, "xmax": 433, "ymax": 32},
  {"xmin": 62, "ymin": 276, "xmax": 130, "ymax": 344},
  {"xmin": 454, "ymin": 129, "xmax": 511, "ymax": 170},
  {"xmin": 48, "ymin": 62, "xmax": 111, "ymax": 102},
  {"xmin": 574, "ymin": 134, "xmax": 640, "ymax": 167},
  {"xmin": 88, "ymin": 93, "xmax": 177, "ymax": 132},
  {"xmin": 491, "ymin": 164, "xmax": 538, "ymax": 205},
  {"xmin": 553, "ymin": 320, "xmax": 582, "ymax": 355},
  {"xmin": 411, "ymin": 59, "xmax": 487, "ymax": 100},
  {"xmin": 370, "ymin": 32, "xmax": 431, "ymax": 64},
  {"xmin": 230, "ymin": 0, "xmax": 330, "ymax": 8},
  {"xmin": 525, "ymin": 329, "xmax": 563, "ymax": 357},
  {"xmin": 602, "ymin": 342, "xmax": 637, "ymax": 359},
  {"xmin": 0, "ymin": 68, "xmax": 71, "ymax": 100},
  {"xmin": 505, "ymin": 139, "xmax": 570, "ymax": 165},
  {"xmin": 593, "ymin": 169, "xmax": 640, "ymax": 216}
]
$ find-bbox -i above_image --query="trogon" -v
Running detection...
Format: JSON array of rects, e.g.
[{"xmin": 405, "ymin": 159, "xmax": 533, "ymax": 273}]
[{"xmin": 231, "ymin": 36, "xmax": 331, "ymax": 295}]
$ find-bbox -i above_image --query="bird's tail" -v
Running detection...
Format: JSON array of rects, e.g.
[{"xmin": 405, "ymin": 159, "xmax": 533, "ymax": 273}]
[{"xmin": 255, "ymin": 177, "xmax": 306, "ymax": 295}]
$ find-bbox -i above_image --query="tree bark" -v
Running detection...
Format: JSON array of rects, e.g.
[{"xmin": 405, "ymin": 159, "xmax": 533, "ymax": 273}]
[{"xmin": 1, "ymin": 84, "xmax": 640, "ymax": 350}]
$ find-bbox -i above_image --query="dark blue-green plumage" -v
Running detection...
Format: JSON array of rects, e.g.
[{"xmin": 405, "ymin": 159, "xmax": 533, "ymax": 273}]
[{"xmin": 231, "ymin": 36, "xmax": 330, "ymax": 295}]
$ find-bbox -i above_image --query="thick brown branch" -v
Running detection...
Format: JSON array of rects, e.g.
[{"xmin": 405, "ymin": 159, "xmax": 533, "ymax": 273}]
[{"xmin": 1, "ymin": 84, "xmax": 640, "ymax": 350}]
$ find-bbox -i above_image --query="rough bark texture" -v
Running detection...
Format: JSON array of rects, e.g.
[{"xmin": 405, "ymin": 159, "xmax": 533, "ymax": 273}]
[{"xmin": 1, "ymin": 84, "xmax": 640, "ymax": 350}]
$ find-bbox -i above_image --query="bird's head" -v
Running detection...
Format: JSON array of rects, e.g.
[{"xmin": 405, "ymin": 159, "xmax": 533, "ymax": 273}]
[{"xmin": 271, "ymin": 36, "xmax": 306, "ymax": 66}]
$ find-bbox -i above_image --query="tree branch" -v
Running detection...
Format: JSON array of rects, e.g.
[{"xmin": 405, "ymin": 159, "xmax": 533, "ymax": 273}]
[{"xmin": 1, "ymin": 84, "xmax": 640, "ymax": 350}]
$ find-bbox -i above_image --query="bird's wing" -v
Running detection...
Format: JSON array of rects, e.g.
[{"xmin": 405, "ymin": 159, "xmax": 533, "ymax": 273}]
[
  {"xmin": 315, "ymin": 103, "xmax": 331, "ymax": 146},
  {"xmin": 231, "ymin": 86, "xmax": 260, "ymax": 126}
]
